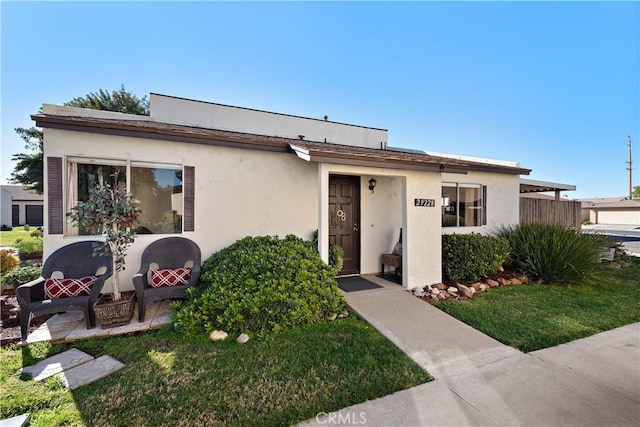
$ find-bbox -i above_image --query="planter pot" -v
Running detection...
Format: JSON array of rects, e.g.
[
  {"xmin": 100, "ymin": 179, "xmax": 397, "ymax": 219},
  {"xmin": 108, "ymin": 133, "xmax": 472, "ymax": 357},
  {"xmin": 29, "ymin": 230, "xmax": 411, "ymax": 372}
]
[
  {"xmin": 93, "ymin": 291, "xmax": 136, "ymax": 328},
  {"xmin": 19, "ymin": 252, "xmax": 43, "ymax": 261}
]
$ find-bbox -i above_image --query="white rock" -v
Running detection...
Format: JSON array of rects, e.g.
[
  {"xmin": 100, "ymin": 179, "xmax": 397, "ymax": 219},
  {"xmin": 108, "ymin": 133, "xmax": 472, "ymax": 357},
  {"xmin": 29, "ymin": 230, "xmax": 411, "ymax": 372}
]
[
  {"xmin": 209, "ymin": 330, "xmax": 229, "ymax": 341},
  {"xmin": 327, "ymin": 314, "xmax": 338, "ymax": 322},
  {"xmin": 447, "ymin": 286, "xmax": 459, "ymax": 294},
  {"xmin": 431, "ymin": 288, "xmax": 440, "ymax": 296},
  {"xmin": 338, "ymin": 309, "xmax": 349, "ymax": 318},
  {"xmin": 237, "ymin": 333, "xmax": 250, "ymax": 344}
]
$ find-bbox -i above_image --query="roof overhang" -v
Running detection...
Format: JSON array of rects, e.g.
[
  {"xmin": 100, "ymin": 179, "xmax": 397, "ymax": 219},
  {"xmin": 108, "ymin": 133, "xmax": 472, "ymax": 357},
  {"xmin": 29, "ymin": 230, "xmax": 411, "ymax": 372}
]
[
  {"xmin": 33, "ymin": 113, "xmax": 531, "ymax": 176},
  {"xmin": 520, "ymin": 178, "xmax": 576, "ymax": 194}
]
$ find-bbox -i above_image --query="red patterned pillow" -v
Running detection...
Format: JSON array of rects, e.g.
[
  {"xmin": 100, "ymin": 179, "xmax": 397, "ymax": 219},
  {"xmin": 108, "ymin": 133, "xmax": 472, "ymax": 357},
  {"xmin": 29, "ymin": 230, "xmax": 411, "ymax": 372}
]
[
  {"xmin": 45, "ymin": 276, "xmax": 96, "ymax": 299},
  {"xmin": 149, "ymin": 268, "xmax": 191, "ymax": 288}
]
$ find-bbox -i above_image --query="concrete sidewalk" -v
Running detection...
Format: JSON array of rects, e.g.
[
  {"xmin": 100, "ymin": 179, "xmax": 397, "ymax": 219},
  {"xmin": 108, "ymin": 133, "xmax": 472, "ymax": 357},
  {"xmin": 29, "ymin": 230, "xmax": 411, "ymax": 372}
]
[{"xmin": 301, "ymin": 276, "xmax": 640, "ymax": 426}]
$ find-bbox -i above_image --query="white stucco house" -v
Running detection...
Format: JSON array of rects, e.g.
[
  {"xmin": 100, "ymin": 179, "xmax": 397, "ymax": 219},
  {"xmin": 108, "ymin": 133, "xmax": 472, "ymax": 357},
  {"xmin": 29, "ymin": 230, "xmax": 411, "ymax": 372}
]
[
  {"xmin": 33, "ymin": 93, "xmax": 530, "ymax": 291},
  {"xmin": 1, "ymin": 184, "xmax": 44, "ymax": 227}
]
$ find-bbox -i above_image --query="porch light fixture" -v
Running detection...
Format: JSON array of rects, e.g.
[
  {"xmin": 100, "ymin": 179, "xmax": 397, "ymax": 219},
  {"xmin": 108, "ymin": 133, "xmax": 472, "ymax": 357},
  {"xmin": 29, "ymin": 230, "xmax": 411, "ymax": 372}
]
[{"xmin": 368, "ymin": 178, "xmax": 377, "ymax": 193}]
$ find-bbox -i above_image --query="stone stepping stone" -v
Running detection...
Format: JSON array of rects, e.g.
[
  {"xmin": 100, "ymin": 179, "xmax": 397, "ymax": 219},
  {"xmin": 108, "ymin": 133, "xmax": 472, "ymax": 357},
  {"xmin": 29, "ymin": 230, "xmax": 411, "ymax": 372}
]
[
  {"xmin": 0, "ymin": 414, "xmax": 30, "ymax": 427},
  {"xmin": 21, "ymin": 348, "xmax": 94, "ymax": 382},
  {"xmin": 58, "ymin": 355, "xmax": 124, "ymax": 390}
]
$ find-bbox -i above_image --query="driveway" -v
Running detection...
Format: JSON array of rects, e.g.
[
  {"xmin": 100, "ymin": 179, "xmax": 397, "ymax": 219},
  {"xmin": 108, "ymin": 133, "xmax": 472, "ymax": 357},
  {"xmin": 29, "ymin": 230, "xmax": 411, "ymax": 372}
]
[{"xmin": 583, "ymin": 224, "xmax": 640, "ymax": 256}]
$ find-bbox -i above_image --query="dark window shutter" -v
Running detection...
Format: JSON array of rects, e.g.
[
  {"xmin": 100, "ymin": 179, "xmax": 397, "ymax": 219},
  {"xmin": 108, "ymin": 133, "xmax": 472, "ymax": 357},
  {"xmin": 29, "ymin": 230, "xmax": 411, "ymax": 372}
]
[
  {"xmin": 48, "ymin": 157, "xmax": 64, "ymax": 234},
  {"xmin": 183, "ymin": 166, "xmax": 195, "ymax": 232},
  {"xmin": 482, "ymin": 185, "xmax": 487, "ymax": 226}
]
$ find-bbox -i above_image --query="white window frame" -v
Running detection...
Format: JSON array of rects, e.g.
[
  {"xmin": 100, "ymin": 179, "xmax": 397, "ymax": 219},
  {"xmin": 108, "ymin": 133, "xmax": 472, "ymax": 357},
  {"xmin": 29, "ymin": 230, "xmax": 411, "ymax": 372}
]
[{"xmin": 442, "ymin": 182, "xmax": 484, "ymax": 227}]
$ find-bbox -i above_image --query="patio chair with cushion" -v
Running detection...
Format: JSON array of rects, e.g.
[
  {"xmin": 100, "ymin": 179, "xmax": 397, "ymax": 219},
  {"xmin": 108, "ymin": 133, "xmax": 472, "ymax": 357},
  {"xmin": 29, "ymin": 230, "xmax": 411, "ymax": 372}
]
[
  {"xmin": 17, "ymin": 241, "xmax": 113, "ymax": 342},
  {"xmin": 132, "ymin": 237, "xmax": 201, "ymax": 322}
]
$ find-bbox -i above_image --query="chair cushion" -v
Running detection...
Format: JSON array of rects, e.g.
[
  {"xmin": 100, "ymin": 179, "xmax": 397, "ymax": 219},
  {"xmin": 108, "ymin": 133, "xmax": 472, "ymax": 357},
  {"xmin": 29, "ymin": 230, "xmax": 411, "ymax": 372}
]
[
  {"xmin": 44, "ymin": 276, "xmax": 96, "ymax": 299},
  {"xmin": 149, "ymin": 268, "xmax": 191, "ymax": 288}
]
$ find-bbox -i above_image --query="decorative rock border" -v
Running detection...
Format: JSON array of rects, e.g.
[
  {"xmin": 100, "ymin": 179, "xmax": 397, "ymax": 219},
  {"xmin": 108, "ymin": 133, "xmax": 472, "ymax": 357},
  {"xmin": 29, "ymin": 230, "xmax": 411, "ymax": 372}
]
[{"xmin": 411, "ymin": 275, "xmax": 530, "ymax": 302}]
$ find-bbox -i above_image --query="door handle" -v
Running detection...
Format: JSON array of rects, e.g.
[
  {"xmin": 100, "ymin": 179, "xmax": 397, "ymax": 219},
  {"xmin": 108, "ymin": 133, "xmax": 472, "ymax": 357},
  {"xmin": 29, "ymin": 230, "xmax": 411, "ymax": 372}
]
[{"xmin": 353, "ymin": 223, "xmax": 359, "ymax": 232}]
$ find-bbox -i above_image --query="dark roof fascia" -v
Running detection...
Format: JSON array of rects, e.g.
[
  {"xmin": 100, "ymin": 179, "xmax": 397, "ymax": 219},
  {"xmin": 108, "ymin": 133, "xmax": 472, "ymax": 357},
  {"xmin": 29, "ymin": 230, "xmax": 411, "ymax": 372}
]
[
  {"xmin": 309, "ymin": 154, "xmax": 467, "ymax": 174},
  {"xmin": 36, "ymin": 120, "xmax": 290, "ymax": 154},
  {"xmin": 33, "ymin": 114, "xmax": 531, "ymax": 175}
]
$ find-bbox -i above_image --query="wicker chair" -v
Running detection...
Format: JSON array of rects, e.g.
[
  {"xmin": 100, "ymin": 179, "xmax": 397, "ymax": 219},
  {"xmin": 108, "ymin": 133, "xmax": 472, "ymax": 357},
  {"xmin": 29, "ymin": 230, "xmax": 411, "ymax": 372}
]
[
  {"xmin": 17, "ymin": 241, "xmax": 113, "ymax": 342},
  {"xmin": 132, "ymin": 237, "xmax": 201, "ymax": 322}
]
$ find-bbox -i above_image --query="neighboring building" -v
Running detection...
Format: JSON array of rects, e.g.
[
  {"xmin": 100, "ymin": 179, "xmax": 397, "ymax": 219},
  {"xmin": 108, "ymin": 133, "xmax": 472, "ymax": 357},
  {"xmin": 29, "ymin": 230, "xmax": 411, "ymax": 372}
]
[
  {"xmin": 1, "ymin": 188, "xmax": 12, "ymax": 228},
  {"xmin": 580, "ymin": 198, "xmax": 640, "ymax": 225},
  {"xmin": 0, "ymin": 184, "xmax": 44, "ymax": 227},
  {"xmin": 32, "ymin": 93, "xmax": 530, "ymax": 291}
]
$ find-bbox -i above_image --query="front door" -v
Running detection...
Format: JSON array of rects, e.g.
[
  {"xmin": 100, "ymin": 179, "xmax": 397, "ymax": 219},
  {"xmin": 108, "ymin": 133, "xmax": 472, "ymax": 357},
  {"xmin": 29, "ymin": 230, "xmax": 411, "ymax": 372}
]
[{"xmin": 329, "ymin": 175, "xmax": 360, "ymax": 275}]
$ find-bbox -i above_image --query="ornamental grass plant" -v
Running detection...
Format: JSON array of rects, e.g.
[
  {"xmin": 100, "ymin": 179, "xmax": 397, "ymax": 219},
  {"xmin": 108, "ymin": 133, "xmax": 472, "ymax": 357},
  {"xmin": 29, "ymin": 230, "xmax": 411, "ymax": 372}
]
[{"xmin": 496, "ymin": 223, "xmax": 610, "ymax": 284}]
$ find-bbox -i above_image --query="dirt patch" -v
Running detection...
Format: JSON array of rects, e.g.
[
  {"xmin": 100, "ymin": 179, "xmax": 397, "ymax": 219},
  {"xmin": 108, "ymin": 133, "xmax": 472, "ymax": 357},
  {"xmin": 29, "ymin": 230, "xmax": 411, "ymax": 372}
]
[{"xmin": 1, "ymin": 287, "xmax": 50, "ymax": 346}]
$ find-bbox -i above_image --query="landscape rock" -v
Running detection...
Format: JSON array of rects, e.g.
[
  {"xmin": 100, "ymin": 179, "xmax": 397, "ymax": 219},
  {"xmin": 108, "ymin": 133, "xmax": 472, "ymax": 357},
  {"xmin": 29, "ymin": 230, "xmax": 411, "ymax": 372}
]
[
  {"xmin": 338, "ymin": 309, "xmax": 349, "ymax": 318},
  {"xmin": 498, "ymin": 278, "xmax": 511, "ymax": 286},
  {"xmin": 327, "ymin": 314, "xmax": 338, "ymax": 322},
  {"xmin": 447, "ymin": 286, "xmax": 459, "ymax": 295},
  {"xmin": 237, "ymin": 333, "xmax": 250, "ymax": 344},
  {"xmin": 498, "ymin": 266, "xmax": 505, "ymax": 272},
  {"xmin": 470, "ymin": 282, "xmax": 483, "ymax": 291},
  {"xmin": 469, "ymin": 287, "xmax": 476, "ymax": 296},
  {"xmin": 479, "ymin": 284, "xmax": 488, "ymax": 292},
  {"xmin": 454, "ymin": 283, "xmax": 473, "ymax": 298},
  {"xmin": 511, "ymin": 278, "xmax": 522, "ymax": 285},
  {"xmin": 486, "ymin": 279, "xmax": 499, "ymax": 288},
  {"xmin": 433, "ymin": 283, "xmax": 447, "ymax": 291},
  {"xmin": 518, "ymin": 276, "xmax": 530, "ymax": 284},
  {"xmin": 431, "ymin": 288, "xmax": 440, "ymax": 296},
  {"xmin": 210, "ymin": 330, "xmax": 229, "ymax": 341},
  {"xmin": 438, "ymin": 293, "xmax": 448, "ymax": 300}
]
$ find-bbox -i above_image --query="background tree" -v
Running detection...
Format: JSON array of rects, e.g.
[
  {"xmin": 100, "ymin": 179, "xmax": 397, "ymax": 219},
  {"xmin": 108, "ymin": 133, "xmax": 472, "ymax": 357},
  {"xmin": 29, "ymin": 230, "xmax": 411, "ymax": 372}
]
[
  {"xmin": 10, "ymin": 127, "xmax": 44, "ymax": 193},
  {"xmin": 9, "ymin": 85, "xmax": 149, "ymax": 194},
  {"xmin": 633, "ymin": 186, "xmax": 640, "ymax": 199}
]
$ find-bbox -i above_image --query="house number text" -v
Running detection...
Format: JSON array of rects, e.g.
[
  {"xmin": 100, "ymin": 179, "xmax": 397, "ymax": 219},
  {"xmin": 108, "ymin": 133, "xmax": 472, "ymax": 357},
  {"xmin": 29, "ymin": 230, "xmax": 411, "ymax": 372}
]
[{"xmin": 414, "ymin": 198, "xmax": 436, "ymax": 207}]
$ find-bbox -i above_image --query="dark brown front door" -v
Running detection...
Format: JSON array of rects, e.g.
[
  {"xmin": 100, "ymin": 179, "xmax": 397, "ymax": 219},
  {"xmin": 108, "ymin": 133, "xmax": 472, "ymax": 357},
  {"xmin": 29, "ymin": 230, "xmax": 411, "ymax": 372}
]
[{"xmin": 329, "ymin": 175, "xmax": 360, "ymax": 275}]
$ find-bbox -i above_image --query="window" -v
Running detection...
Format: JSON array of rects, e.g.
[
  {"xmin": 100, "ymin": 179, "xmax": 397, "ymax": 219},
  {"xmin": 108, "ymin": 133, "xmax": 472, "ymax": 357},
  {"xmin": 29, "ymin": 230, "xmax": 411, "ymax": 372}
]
[
  {"xmin": 67, "ymin": 158, "xmax": 183, "ymax": 235},
  {"xmin": 130, "ymin": 165, "xmax": 183, "ymax": 234},
  {"xmin": 442, "ymin": 183, "xmax": 485, "ymax": 227}
]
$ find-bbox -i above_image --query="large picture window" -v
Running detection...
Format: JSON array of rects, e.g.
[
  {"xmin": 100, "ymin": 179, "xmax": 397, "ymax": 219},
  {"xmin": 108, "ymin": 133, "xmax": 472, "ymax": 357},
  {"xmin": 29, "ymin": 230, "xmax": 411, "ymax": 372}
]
[
  {"xmin": 68, "ymin": 158, "xmax": 183, "ymax": 235},
  {"xmin": 442, "ymin": 183, "xmax": 485, "ymax": 227}
]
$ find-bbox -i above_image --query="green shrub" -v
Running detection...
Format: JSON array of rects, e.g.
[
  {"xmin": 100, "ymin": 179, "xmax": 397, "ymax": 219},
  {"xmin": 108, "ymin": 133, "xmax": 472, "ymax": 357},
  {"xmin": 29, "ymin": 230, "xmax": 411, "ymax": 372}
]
[
  {"xmin": 496, "ymin": 223, "xmax": 609, "ymax": 283},
  {"xmin": 0, "ymin": 224, "xmax": 12, "ymax": 231},
  {"xmin": 15, "ymin": 236, "xmax": 43, "ymax": 255},
  {"xmin": 312, "ymin": 230, "xmax": 344, "ymax": 271},
  {"xmin": 30, "ymin": 229, "xmax": 44, "ymax": 238},
  {"xmin": 172, "ymin": 235, "xmax": 346, "ymax": 337},
  {"xmin": 442, "ymin": 233, "xmax": 510, "ymax": 283},
  {"xmin": 1, "ymin": 250, "xmax": 19, "ymax": 275},
  {"xmin": 1, "ymin": 265, "xmax": 43, "ymax": 285}
]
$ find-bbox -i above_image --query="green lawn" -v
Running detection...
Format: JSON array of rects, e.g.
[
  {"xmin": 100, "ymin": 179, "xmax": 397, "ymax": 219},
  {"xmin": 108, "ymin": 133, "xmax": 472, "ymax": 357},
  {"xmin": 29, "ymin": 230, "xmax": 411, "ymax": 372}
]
[
  {"xmin": 0, "ymin": 316, "xmax": 430, "ymax": 426},
  {"xmin": 436, "ymin": 258, "xmax": 640, "ymax": 352},
  {"xmin": 0, "ymin": 227, "xmax": 32, "ymax": 247}
]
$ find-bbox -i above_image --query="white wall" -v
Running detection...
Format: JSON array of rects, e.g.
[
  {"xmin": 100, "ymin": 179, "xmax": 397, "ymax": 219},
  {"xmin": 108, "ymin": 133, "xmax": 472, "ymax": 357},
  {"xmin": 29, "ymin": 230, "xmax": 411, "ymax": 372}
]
[
  {"xmin": 592, "ymin": 209, "xmax": 640, "ymax": 225},
  {"xmin": 150, "ymin": 94, "xmax": 388, "ymax": 149},
  {"xmin": 1, "ymin": 189, "xmax": 11, "ymax": 228},
  {"xmin": 44, "ymin": 128, "xmax": 318, "ymax": 293},
  {"xmin": 441, "ymin": 171, "xmax": 520, "ymax": 235}
]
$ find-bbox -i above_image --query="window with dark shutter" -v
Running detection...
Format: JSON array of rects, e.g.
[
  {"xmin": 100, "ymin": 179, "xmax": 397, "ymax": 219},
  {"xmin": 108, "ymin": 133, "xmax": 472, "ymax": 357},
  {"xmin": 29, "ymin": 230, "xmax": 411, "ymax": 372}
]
[
  {"xmin": 183, "ymin": 166, "xmax": 195, "ymax": 232},
  {"xmin": 482, "ymin": 185, "xmax": 487, "ymax": 226},
  {"xmin": 47, "ymin": 157, "xmax": 64, "ymax": 234}
]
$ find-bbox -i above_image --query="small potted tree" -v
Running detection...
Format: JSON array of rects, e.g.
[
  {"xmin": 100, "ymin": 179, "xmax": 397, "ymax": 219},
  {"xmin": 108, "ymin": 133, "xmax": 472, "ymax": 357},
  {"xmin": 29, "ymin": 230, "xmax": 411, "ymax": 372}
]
[{"xmin": 67, "ymin": 174, "xmax": 141, "ymax": 327}]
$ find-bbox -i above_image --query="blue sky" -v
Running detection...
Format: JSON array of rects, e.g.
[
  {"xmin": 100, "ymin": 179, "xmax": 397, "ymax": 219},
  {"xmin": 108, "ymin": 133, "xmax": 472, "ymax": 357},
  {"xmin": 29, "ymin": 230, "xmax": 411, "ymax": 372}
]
[{"xmin": 2, "ymin": 1, "xmax": 638, "ymax": 199}]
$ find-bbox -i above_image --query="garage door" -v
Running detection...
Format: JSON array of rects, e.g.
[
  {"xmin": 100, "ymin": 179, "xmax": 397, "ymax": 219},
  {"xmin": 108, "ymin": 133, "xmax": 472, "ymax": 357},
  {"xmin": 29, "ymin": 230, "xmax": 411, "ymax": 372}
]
[
  {"xmin": 598, "ymin": 210, "xmax": 640, "ymax": 226},
  {"xmin": 25, "ymin": 205, "xmax": 44, "ymax": 226}
]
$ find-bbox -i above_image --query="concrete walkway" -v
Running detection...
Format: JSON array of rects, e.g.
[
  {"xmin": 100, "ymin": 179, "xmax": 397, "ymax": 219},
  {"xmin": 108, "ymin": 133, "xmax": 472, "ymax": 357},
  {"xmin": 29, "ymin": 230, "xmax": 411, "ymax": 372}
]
[{"xmin": 302, "ymin": 276, "xmax": 640, "ymax": 426}]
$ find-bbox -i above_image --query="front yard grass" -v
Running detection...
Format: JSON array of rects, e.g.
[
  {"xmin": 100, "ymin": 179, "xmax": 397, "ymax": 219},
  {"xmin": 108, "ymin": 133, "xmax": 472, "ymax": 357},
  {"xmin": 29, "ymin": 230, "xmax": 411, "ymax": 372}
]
[
  {"xmin": 0, "ymin": 316, "xmax": 430, "ymax": 426},
  {"xmin": 435, "ymin": 258, "xmax": 640, "ymax": 352},
  {"xmin": 0, "ymin": 227, "xmax": 31, "ymax": 247}
]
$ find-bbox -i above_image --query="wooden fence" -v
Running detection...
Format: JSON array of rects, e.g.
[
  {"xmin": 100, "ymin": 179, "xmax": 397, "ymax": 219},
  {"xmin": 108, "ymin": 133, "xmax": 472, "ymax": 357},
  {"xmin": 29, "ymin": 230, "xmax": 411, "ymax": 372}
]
[{"xmin": 520, "ymin": 198, "xmax": 582, "ymax": 231}]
